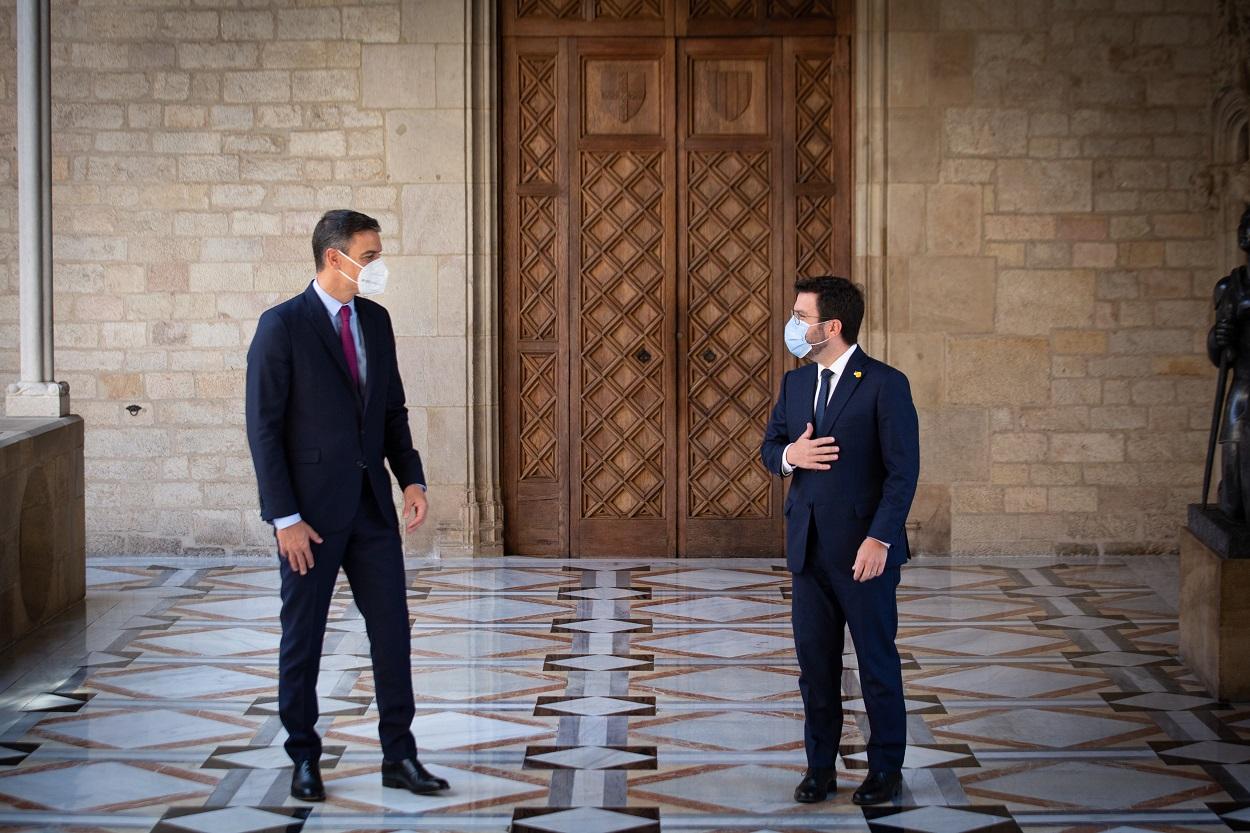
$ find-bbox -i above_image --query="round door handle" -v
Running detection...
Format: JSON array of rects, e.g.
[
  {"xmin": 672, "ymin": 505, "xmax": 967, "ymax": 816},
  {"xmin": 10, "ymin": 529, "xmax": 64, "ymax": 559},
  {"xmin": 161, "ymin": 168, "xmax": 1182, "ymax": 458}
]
[
  {"xmin": 636, "ymin": 348, "xmax": 651, "ymax": 363},
  {"xmin": 702, "ymin": 349, "xmax": 716, "ymax": 362}
]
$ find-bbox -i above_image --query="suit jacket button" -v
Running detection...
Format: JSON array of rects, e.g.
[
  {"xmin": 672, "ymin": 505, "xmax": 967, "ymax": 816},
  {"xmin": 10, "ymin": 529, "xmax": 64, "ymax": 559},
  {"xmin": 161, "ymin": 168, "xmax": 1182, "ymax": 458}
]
[{"xmin": 356, "ymin": 460, "xmax": 367, "ymax": 469}]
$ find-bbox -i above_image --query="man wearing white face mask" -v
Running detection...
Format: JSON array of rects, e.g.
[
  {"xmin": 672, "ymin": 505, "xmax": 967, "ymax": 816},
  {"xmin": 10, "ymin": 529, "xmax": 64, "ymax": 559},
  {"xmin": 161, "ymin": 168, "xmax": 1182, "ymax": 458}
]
[
  {"xmin": 761, "ymin": 276, "xmax": 919, "ymax": 807},
  {"xmin": 246, "ymin": 210, "xmax": 449, "ymax": 801}
]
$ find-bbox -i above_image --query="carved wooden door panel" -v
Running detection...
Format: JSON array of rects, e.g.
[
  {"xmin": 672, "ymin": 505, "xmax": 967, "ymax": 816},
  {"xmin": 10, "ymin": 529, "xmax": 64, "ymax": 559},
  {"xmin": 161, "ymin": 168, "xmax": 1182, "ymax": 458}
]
[
  {"xmin": 677, "ymin": 38, "xmax": 784, "ymax": 556},
  {"xmin": 502, "ymin": 37, "xmax": 571, "ymax": 556},
  {"xmin": 569, "ymin": 40, "xmax": 678, "ymax": 556},
  {"xmin": 502, "ymin": 19, "xmax": 850, "ymax": 557}
]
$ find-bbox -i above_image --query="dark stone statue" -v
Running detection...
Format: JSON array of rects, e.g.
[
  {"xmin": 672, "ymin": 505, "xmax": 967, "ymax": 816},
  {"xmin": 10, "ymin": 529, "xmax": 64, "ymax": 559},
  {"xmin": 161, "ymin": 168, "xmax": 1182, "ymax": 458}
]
[{"xmin": 1208, "ymin": 205, "xmax": 1250, "ymax": 521}]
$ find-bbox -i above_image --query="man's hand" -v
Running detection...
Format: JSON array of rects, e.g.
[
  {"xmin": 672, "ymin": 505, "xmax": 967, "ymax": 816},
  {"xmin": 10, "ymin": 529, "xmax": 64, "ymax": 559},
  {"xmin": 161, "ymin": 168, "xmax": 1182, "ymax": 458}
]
[
  {"xmin": 852, "ymin": 537, "xmax": 888, "ymax": 582},
  {"xmin": 787, "ymin": 422, "xmax": 840, "ymax": 470},
  {"xmin": 402, "ymin": 484, "xmax": 428, "ymax": 533},
  {"xmin": 277, "ymin": 521, "xmax": 322, "ymax": 576}
]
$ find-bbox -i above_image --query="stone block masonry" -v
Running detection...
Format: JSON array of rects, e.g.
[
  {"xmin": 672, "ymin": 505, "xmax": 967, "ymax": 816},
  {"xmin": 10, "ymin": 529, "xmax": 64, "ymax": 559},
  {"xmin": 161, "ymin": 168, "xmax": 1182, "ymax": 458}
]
[{"xmin": 0, "ymin": 0, "xmax": 478, "ymax": 556}]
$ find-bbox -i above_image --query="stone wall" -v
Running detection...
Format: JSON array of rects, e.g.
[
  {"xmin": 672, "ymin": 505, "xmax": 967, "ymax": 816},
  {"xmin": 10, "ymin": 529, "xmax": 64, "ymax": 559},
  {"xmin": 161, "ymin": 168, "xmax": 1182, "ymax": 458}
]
[
  {"xmin": 0, "ymin": 0, "xmax": 1230, "ymax": 557},
  {"xmin": 885, "ymin": 0, "xmax": 1220, "ymax": 554},
  {"xmin": 0, "ymin": 0, "xmax": 480, "ymax": 555}
]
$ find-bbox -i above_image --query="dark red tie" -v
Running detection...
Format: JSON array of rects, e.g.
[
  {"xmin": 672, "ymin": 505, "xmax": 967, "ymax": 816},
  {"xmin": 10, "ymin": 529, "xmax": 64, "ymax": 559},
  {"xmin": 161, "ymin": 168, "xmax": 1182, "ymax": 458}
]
[{"xmin": 338, "ymin": 305, "xmax": 359, "ymax": 389}]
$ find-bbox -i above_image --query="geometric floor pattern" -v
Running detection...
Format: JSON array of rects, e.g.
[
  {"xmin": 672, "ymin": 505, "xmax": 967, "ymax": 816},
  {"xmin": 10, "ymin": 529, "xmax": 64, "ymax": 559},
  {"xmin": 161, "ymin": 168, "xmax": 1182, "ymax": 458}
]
[{"xmin": 0, "ymin": 554, "xmax": 1247, "ymax": 831}]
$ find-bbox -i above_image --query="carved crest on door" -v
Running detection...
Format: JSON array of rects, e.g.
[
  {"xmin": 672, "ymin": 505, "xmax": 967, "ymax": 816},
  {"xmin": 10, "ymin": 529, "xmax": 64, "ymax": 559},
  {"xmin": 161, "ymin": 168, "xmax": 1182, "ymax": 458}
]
[
  {"xmin": 707, "ymin": 69, "xmax": 752, "ymax": 121},
  {"xmin": 600, "ymin": 67, "xmax": 648, "ymax": 122}
]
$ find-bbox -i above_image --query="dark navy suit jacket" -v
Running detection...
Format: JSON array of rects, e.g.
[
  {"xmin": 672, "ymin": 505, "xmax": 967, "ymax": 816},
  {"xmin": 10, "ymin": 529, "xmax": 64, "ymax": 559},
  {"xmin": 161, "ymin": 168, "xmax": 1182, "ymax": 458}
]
[
  {"xmin": 760, "ymin": 348, "xmax": 920, "ymax": 573},
  {"xmin": 245, "ymin": 283, "xmax": 426, "ymax": 534}
]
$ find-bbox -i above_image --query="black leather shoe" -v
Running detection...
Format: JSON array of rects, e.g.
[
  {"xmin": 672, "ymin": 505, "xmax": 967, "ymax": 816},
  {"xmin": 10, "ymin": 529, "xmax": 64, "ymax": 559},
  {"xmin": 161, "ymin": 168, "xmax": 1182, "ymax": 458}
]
[
  {"xmin": 852, "ymin": 770, "xmax": 902, "ymax": 805},
  {"xmin": 382, "ymin": 758, "xmax": 450, "ymax": 794},
  {"xmin": 793, "ymin": 767, "xmax": 837, "ymax": 803},
  {"xmin": 290, "ymin": 759, "xmax": 325, "ymax": 802}
]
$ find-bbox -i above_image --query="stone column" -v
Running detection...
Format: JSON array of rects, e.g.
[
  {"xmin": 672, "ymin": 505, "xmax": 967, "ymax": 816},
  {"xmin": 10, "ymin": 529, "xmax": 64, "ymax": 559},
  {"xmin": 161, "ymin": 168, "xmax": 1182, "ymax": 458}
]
[
  {"xmin": 441, "ymin": 0, "xmax": 503, "ymax": 556},
  {"xmin": 5, "ymin": 0, "xmax": 68, "ymax": 418}
]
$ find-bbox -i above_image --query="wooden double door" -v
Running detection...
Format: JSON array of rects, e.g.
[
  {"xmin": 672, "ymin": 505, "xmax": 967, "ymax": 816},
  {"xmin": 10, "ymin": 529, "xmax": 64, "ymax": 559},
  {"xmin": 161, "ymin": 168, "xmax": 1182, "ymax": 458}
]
[{"xmin": 502, "ymin": 9, "xmax": 851, "ymax": 557}]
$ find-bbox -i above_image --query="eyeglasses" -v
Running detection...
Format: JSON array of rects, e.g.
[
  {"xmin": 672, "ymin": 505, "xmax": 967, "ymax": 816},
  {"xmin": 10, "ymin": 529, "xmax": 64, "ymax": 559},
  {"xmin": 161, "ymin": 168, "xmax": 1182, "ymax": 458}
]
[{"xmin": 790, "ymin": 313, "xmax": 827, "ymax": 326}]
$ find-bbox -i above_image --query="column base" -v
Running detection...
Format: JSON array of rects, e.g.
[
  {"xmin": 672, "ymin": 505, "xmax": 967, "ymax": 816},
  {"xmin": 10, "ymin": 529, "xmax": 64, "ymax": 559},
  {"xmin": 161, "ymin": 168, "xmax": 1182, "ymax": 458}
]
[
  {"xmin": 435, "ymin": 490, "xmax": 505, "ymax": 558},
  {"xmin": 1179, "ymin": 521, "xmax": 1250, "ymax": 702},
  {"xmin": 5, "ymin": 381, "xmax": 69, "ymax": 418}
]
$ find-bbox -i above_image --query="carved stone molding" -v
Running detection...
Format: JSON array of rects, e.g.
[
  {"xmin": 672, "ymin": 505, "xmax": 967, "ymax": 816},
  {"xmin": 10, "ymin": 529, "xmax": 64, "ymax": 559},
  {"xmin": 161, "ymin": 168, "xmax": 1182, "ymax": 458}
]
[
  {"xmin": 1205, "ymin": 1, "xmax": 1250, "ymax": 274},
  {"xmin": 853, "ymin": 0, "xmax": 886, "ymax": 358}
]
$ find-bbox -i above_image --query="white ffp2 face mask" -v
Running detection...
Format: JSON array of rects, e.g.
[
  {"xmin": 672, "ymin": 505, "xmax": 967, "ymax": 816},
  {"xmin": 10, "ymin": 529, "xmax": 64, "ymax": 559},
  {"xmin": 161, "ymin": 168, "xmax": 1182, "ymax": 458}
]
[{"xmin": 336, "ymin": 251, "xmax": 389, "ymax": 296}]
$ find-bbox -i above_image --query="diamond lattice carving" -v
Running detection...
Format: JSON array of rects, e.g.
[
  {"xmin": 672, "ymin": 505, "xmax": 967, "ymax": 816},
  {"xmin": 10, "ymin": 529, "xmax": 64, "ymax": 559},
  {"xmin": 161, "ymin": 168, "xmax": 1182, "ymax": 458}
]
[
  {"xmin": 517, "ymin": 0, "xmax": 582, "ymax": 18},
  {"xmin": 795, "ymin": 55, "xmax": 835, "ymax": 184},
  {"xmin": 767, "ymin": 0, "xmax": 835, "ymax": 18},
  {"xmin": 519, "ymin": 196, "xmax": 559, "ymax": 341},
  {"xmin": 579, "ymin": 152, "xmax": 667, "ymax": 519},
  {"xmin": 689, "ymin": 0, "xmax": 755, "ymax": 17},
  {"xmin": 519, "ymin": 54, "xmax": 558, "ymax": 186},
  {"xmin": 686, "ymin": 151, "xmax": 773, "ymax": 518},
  {"xmin": 796, "ymin": 194, "xmax": 834, "ymax": 277},
  {"xmin": 520, "ymin": 352, "xmax": 559, "ymax": 481},
  {"xmin": 595, "ymin": 0, "xmax": 664, "ymax": 18}
]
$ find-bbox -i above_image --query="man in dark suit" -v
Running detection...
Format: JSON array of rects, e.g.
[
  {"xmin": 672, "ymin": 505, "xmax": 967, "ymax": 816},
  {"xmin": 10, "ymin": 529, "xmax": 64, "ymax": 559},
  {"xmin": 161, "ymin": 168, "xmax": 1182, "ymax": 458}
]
[
  {"xmin": 246, "ymin": 210, "xmax": 449, "ymax": 801},
  {"xmin": 760, "ymin": 276, "xmax": 919, "ymax": 806}
]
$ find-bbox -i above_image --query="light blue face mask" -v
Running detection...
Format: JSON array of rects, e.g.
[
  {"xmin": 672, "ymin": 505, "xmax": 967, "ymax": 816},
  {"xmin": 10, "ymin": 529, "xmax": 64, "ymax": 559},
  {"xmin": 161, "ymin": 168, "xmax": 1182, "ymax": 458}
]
[{"xmin": 785, "ymin": 315, "xmax": 831, "ymax": 359}]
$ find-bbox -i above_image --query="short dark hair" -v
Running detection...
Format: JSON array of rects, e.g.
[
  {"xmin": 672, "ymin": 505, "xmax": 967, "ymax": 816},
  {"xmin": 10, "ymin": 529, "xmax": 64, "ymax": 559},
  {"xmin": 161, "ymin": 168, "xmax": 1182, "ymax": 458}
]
[
  {"xmin": 312, "ymin": 210, "xmax": 381, "ymax": 271},
  {"xmin": 794, "ymin": 275, "xmax": 864, "ymax": 344}
]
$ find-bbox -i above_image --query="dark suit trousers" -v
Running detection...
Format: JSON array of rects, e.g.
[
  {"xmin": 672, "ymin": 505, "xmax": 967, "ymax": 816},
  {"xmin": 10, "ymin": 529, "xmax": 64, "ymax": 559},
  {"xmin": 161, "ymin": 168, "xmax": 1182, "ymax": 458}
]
[
  {"xmin": 791, "ymin": 516, "xmax": 906, "ymax": 772},
  {"xmin": 277, "ymin": 478, "xmax": 416, "ymax": 763}
]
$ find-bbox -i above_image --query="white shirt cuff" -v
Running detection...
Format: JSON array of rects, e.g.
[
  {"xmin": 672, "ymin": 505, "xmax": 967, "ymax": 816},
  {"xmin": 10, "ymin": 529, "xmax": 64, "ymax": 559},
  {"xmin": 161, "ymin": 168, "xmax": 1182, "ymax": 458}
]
[
  {"xmin": 274, "ymin": 513, "xmax": 302, "ymax": 530},
  {"xmin": 869, "ymin": 536, "xmax": 890, "ymax": 549},
  {"xmin": 781, "ymin": 443, "xmax": 795, "ymax": 476}
]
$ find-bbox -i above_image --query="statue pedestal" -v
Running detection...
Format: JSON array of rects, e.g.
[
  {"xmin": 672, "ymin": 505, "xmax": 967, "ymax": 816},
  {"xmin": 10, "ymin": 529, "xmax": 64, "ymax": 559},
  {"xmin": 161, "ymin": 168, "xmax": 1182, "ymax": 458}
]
[{"xmin": 1180, "ymin": 506, "xmax": 1250, "ymax": 702}]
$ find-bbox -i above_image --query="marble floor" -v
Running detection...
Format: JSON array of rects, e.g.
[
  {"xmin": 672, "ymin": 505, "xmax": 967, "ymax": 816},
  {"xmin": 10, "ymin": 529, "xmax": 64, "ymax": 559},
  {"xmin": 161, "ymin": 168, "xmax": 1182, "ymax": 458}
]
[{"xmin": 0, "ymin": 554, "xmax": 1248, "ymax": 833}]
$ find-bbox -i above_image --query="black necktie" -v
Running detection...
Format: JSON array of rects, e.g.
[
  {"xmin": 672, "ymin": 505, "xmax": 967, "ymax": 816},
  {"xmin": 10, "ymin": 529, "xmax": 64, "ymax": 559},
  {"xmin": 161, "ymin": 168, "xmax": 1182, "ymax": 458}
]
[{"xmin": 814, "ymin": 368, "xmax": 834, "ymax": 429}]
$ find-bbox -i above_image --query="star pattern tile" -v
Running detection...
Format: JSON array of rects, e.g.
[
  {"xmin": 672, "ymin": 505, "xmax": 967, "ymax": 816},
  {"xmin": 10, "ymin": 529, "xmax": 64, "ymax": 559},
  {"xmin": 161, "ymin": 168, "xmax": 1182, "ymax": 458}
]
[
  {"xmin": 841, "ymin": 743, "xmax": 978, "ymax": 769},
  {"xmin": 524, "ymin": 745, "xmax": 656, "ymax": 770},
  {"xmin": 1152, "ymin": 740, "xmax": 1250, "ymax": 765},
  {"xmin": 88, "ymin": 665, "xmax": 275, "ymax": 699},
  {"xmin": 0, "ymin": 555, "xmax": 1236, "ymax": 833},
  {"xmin": 636, "ymin": 667, "xmax": 796, "ymax": 700},
  {"xmin": 937, "ymin": 707, "xmax": 1147, "ymax": 748},
  {"xmin": 153, "ymin": 806, "xmax": 309, "ymax": 833},
  {"xmin": 638, "ymin": 595, "xmax": 787, "ymax": 622},
  {"xmin": 916, "ymin": 665, "xmax": 1102, "ymax": 698},
  {"xmin": 324, "ymin": 764, "xmax": 543, "ymax": 812},
  {"xmin": 632, "ymin": 764, "xmax": 810, "ymax": 813},
  {"xmin": 899, "ymin": 627, "xmax": 1065, "ymax": 656},
  {"xmin": 534, "ymin": 696, "xmax": 656, "ymax": 717},
  {"xmin": 412, "ymin": 667, "xmax": 562, "ymax": 700},
  {"xmin": 33, "ymin": 708, "xmax": 254, "ymax": 749},
  {"xmin": 544, "ymin": 653, "xmax": 652, "ymax": 671},
  {"xmin": 332, "ymin": 710, "xmax": 552, "ymax": 750},
  {"xmin": 417, "ymin": 596, "xmax": 567, "ymax": 622},
  {"xmin": 967, "ymin": 761, "xmax": 1214, "ymax": 810},
  {"xmin": 552, "ymin": 618, "xmax": 651, "ymax": 633},
  {"xmin": 643, "ymin": 568, "xmax": 784, "ymax": 590},
  {"xmin": 512, "ymin": 807, "xmax": 660, "ymax": 833},
  {"xmin": 632, "ymin": 712, "xmax": 802, "ymax": 750},
  {"xmin": 203, "ymin": 745, "xmax": 344, "ymax": 770},
  {"xmin": 636, "ymin": 628, "xmax": 794, "ymax": 658},
  {"xmin": 0, "ymin": 761, "xmax": 213, "ymax": 811},
  {"xmin": 863, "ymin": 805, "xmax": 1019, "ymax": 833}
]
